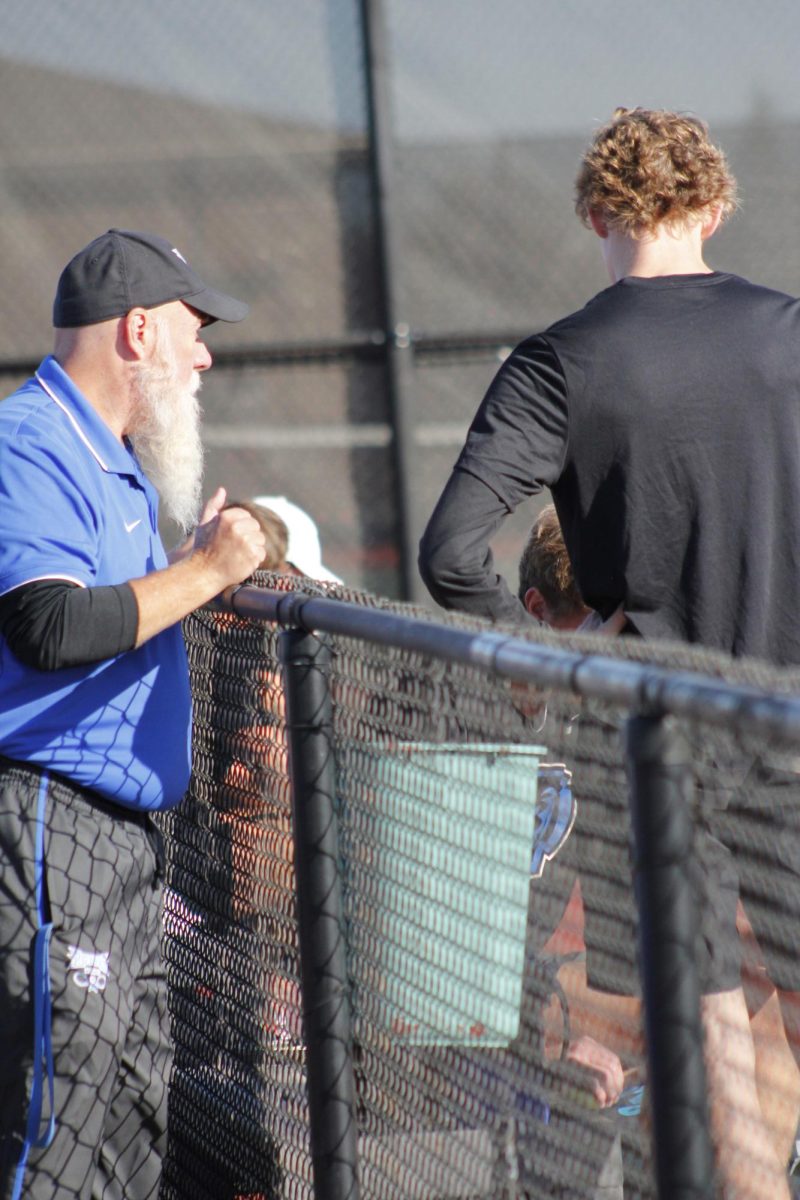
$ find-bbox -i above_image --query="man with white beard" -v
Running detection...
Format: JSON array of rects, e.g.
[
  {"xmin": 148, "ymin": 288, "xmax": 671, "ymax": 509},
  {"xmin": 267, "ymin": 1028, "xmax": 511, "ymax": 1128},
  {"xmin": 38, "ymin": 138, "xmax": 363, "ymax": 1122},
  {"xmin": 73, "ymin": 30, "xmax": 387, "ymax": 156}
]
[{"xmin": 0, "ymin": 229, "xmax": 266, "ymax": 1200}]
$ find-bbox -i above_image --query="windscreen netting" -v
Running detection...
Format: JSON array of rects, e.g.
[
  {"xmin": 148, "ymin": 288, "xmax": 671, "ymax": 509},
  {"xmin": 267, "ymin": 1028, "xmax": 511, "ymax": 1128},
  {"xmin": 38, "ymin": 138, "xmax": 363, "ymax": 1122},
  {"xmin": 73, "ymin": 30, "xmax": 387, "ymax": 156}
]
[{"xmin": 159, "ymin": 576, "xmax": 800, "ymax": 1200}]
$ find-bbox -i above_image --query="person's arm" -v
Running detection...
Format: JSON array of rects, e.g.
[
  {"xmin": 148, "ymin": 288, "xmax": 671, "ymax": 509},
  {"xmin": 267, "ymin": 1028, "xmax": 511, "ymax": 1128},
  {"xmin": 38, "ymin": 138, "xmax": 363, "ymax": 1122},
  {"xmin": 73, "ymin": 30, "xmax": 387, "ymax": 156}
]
[
  {"xmin": 0, "ymin": 488, "xmax": 265, "ymax": 669},
  {"xmin": 419, "ymin": 336, "xmax": 569, "ymax": 621},
  {"xmin": 165, "ymin": 487, "xmax": 220, "ymax": 565},
  {"xmin": 553, "ymin": 958, "xmax": 644, "ymax": 1064},
  {"xmin": 127, "ymin": 498, "xmax": 263, "ymax": 646},
  {"xmin": 419, "ymin": 468, "xmax": 532, "ymax": 623},
  {"xmin": 0, "ymin": 580, "xmax": 139, "ymax": 669}
]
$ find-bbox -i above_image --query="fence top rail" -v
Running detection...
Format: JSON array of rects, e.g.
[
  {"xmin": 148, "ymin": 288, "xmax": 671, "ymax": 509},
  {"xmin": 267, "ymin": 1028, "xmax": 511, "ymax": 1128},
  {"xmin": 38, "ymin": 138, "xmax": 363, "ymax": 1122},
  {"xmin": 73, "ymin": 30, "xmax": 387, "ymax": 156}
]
[{"xmin": 214, "ymin": 585, "xmax": 800, "ymax": 744}]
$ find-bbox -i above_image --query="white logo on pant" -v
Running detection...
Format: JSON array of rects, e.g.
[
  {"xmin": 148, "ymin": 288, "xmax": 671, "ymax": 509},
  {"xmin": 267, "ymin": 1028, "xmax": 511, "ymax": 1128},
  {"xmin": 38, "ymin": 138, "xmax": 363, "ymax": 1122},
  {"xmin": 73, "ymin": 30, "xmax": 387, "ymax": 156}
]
[{"xmin": 67, "ymin": 945, "xmax": 110, "ymax": 994}]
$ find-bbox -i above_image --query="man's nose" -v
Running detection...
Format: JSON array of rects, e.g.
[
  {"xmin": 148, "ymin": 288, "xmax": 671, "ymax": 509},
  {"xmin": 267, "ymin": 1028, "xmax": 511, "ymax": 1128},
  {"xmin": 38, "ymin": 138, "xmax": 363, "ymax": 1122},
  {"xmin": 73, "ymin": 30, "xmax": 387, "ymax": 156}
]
[{"xmin": 195, "ymin": 342, "xmax": 213, "ymax": 372}]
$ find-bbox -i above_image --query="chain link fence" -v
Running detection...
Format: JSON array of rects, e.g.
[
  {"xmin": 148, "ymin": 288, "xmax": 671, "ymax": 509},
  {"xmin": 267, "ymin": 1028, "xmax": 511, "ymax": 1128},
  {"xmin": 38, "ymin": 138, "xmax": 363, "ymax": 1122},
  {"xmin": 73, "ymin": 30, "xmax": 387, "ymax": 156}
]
[
  {"xmin": 2, "ymin": 1, "xmax": 800, "ymax": 597},
  {"xmin": 156, "ymin": 575, "xmax": 800, "ymax": 1199}
]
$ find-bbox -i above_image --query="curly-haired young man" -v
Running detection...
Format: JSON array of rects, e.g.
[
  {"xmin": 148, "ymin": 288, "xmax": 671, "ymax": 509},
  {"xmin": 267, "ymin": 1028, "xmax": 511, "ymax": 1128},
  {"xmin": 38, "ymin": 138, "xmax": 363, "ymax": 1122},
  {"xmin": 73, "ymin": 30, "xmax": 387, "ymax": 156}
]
[
  {"xmin": 420, "ymin": 108, "xmax": 800, "ymax": 1200},
  {"xmin": 421, "ymin": 106, "xmax": 752, "ymax": 646}
]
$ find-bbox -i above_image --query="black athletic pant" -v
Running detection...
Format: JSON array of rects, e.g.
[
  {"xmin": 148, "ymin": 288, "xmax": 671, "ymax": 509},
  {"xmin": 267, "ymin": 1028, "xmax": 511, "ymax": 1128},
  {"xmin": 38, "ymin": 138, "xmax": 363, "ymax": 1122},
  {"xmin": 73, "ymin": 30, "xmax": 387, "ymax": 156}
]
[{"xmin": 0, "ymin": 759, "xmax": 171, "ymax": 1200}]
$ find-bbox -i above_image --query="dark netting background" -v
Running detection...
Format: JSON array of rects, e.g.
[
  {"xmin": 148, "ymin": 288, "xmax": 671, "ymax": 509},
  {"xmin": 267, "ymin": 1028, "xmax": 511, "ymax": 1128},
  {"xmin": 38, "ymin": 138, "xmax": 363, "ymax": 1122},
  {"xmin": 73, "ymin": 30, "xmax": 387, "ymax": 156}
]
[
  {"xmin": 159, "ymin": 577, "xmax": 800, "ymax": 1200},
  {"xmin": 4, "ymin": 3, "xmax": 800, "ymax": 603}
]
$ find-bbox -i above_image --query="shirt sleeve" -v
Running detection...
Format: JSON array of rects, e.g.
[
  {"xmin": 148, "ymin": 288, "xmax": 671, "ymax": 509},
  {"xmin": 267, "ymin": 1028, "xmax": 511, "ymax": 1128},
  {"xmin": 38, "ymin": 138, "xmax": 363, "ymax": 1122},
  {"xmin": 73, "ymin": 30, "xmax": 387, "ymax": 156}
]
[
  {"xmin": 0, "ymin": 580, "xmax": 139, "ymax": 670},
  {"xmin": 419, "ymin": 336, "xmax": 569, "ymax": 620},
  {"xmin": 419, "ymin": 467, "xmax": 536, "ymax": 622},
  {"xmin": 454, "ymin": 335, "xmax": 569, "ymax": 508},
  {"xmin": 0, "ymin": 427, "xmax": 103, "ymax": 595}
]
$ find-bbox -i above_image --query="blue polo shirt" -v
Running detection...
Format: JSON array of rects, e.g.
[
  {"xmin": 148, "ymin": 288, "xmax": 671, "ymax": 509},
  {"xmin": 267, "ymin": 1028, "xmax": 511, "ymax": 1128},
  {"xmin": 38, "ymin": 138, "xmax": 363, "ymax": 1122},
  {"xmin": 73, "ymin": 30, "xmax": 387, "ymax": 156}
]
[{"xmin": 0, "ymin": 356, "xmax": 192, "ymax": 811}]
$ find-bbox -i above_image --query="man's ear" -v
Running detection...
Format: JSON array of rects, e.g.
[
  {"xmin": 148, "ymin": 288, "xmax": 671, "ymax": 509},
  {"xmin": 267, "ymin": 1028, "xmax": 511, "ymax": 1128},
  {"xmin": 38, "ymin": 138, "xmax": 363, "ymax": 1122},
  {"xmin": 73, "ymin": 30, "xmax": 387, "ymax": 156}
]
[
  {"xmin": 700, "ymin": 204, "xmax": 723, "ymax": 241},
  {"xmin": 120, "ymin": 307, "xmax": 151, "ymax": 360},
  {"xmin": 524, "ymin": 586, "xmax": 548, "ymax": 621},
  {"xmin": 588, "ymin": 208, "xmax": 610, "ymax": 239}
]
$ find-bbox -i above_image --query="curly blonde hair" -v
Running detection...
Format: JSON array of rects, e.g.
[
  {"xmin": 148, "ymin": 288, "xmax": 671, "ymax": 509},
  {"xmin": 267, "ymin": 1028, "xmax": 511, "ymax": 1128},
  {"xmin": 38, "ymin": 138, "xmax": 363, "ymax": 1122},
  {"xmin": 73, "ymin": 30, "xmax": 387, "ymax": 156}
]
[{"xmin": 575, "ymin": 107, "xmax": 738, "ymax": 237}]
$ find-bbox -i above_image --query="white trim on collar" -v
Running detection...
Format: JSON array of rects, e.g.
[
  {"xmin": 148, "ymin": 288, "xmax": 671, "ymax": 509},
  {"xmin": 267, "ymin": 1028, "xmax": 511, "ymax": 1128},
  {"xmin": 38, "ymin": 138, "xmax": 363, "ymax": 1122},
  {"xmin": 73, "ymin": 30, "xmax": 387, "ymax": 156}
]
[{"xmin": 35, "ymin": 371, "xmax": 109, "ymax": 472}]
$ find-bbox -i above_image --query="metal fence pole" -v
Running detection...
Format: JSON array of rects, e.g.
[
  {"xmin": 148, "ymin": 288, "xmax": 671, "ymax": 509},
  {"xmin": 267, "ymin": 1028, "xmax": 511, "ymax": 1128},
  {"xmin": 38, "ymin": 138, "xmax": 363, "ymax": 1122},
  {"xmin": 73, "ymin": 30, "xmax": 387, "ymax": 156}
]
[
  {"xmin": 625, "ymin": 712, "xmax": 714, "ymax": 1200},
  {"xmin": 359, "ymin": 0, "xmax": 420, "ymax": 602},
  {"xmin": 280, "ymin": 627, "xmax": 359, "ymax": 1200}
]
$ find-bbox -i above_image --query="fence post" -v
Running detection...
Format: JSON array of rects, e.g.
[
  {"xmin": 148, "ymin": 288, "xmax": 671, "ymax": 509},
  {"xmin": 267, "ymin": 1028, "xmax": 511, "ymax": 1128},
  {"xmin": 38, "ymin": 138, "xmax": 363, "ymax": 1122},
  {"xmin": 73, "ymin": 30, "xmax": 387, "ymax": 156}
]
[
  {"xmin": 359, "ymin": 0, "xmax": 420, "ymax": 602},
  {"xmin": 280, "ymin": 627, "xmax": 359, "ymax": 1200},
  {"xmin": 625, "ymin": 712, "xmax": 714, "ymax": 1200}
]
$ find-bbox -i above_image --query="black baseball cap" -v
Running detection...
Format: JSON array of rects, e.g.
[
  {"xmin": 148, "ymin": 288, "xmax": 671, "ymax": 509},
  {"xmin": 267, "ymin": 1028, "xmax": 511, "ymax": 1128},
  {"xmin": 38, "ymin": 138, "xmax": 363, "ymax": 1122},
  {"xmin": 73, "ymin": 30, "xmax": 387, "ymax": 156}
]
[{"xmin": 53, "ymin": 228, "xmax": 249, "ymax": 328}]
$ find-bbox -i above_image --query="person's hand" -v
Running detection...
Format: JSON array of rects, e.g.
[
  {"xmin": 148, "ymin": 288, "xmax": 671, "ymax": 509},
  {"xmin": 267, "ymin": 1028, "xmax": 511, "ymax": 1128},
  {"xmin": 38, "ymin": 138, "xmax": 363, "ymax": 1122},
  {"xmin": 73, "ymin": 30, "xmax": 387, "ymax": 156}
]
[
  {"xmin": 192, "ymin": 487, "xmax": 266, "ymax": 589},
  {"xmin": 565, "ymin": 1035, "xmax": 626, "ymax": 1107},
  {"xmin": 196, "ymin": 486, "xmax": 228, "ymax": 528},
  {"xmin": 167, "ymin": 486, "xmax": 230, "ymax": 563}
]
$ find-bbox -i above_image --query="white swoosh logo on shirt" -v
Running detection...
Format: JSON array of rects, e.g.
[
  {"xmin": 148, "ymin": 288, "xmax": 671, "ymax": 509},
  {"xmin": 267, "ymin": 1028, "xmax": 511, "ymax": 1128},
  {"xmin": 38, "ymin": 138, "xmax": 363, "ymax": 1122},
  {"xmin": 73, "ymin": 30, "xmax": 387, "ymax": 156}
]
[{"xmin": 124, "ymin": 519, "xmax": 142, "ymax": 533}]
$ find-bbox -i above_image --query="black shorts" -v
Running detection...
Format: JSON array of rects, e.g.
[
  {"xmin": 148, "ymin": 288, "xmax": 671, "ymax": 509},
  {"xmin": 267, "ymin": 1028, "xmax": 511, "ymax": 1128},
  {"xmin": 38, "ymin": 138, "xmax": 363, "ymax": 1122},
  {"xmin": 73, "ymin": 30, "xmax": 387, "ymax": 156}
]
[{"xmin": 564, "ymin": 749, "xmax": 800, "ymax": 997}]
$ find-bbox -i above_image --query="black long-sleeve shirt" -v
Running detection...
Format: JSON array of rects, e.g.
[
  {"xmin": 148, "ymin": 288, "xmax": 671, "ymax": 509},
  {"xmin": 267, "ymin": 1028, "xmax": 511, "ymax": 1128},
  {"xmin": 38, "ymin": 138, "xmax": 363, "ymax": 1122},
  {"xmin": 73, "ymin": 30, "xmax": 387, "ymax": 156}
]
[
  {"xmin": 420, "ymin": 272, "xmax": 800, "ymax": 665},
  {"xmin": 419, "ymin": 466, "xmax": 534, "ymax": 624}
]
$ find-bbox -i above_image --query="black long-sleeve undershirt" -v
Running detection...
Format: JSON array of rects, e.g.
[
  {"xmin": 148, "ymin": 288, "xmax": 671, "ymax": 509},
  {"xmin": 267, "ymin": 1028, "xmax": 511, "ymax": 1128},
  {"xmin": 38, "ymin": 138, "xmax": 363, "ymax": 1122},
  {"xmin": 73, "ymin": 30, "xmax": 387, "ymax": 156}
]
[{"xmin": 0, "ymin": 579, "xmax": 139, "ymax": 670}]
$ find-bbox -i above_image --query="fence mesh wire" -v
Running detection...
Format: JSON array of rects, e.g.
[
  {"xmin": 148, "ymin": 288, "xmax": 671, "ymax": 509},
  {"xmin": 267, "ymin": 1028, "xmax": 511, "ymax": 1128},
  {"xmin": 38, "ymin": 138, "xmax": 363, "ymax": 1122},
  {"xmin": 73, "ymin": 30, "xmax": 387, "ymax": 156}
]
[
  {"xmin": 159, "ymin": 577, "xmax": 800, "ymax": 1200},
  {"xmin": 4, "ymin": 4, "xmax": 800, "ymax": 600}
]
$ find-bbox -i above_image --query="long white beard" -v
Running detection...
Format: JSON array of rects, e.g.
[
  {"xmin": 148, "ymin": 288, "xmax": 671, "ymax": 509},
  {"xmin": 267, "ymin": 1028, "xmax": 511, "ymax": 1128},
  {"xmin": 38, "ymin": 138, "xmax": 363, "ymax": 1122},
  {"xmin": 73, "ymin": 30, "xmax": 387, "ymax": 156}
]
[{"xmin": 129, "ymin": 331, "xmax": 204, "ymax": 534}]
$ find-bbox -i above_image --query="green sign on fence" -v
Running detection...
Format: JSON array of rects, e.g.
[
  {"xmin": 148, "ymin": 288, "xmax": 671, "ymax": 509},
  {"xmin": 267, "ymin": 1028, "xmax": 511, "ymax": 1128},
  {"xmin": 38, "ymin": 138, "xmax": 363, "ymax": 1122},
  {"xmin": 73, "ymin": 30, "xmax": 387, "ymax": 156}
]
[{"xmin": 344, "ymin": 742, "xmax": 545, "ymax": 1046}]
